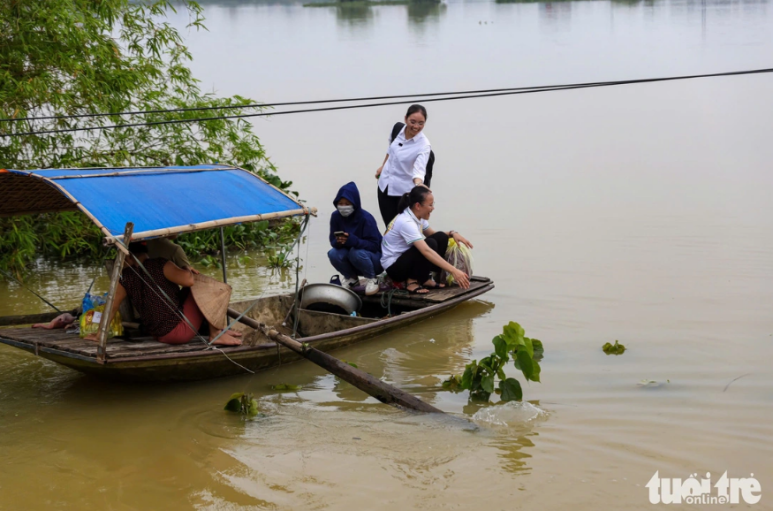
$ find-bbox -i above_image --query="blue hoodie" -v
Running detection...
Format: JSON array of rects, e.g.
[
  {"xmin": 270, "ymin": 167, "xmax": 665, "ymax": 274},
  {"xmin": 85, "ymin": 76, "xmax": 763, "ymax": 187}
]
[{"xmin": 329, "ymin": 182, "xmax": 382, "ymax": 253}]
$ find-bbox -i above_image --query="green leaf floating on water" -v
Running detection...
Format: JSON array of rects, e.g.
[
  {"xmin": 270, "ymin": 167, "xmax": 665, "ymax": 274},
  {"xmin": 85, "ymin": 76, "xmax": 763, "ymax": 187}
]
[
  {"xmin": 271, "ymin": 383, "xmax": 302, "ymax": 391},
  {"xmin": 224, "ymin": 392, "xmax": 259, "ymax": 416},
  {"xmin": 224, "ymin": 396, "xmax": 243, "ymax": 412},
  {"xmin": 602, "ymin": 340, "xmax": 626, "ymax": 355}
]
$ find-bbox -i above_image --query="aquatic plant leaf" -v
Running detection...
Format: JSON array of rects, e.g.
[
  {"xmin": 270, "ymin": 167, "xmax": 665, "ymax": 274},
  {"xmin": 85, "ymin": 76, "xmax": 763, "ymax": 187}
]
[
  {"xmin": 499, "ymin": 378, "xmax": 522, "ymax": 402},
  {"xmin": 248, "ymin": 399, "xmax": 259, "ymax": 416},
  {"xmin": 461, "ymin": 366, "xmax": 473, "ymax": 390},
  {"xmin": 443, "ymin": 375, "xmax": 462, "ymax": 389},
  {"xmin": 521, "ymin": 337, "xmax": 534, "ymax": 358},
  {"xmin": 531, "ymin": 339, "xmax": 545, "ymax": 361},
  {"xmin": 224, "ymin": 398, "xmax": 242, "ymax": 412},
  {"xmin": 529, "ymin": 359, "xmax": 541, "ymax": 383},
  {"xmin": 493, "ymin": 335, "xmax": 509, "ymax": 362},
  {"xmin": 516, "ymin": 350, "xmax": 535, "ymax": 382},
  {"xmin": 482, "ymin": 374, "xmax": 495, "ymax": 394},
  {"xmin": 602, "ymin": 340, "xmax": 626, "ymax": 355}
]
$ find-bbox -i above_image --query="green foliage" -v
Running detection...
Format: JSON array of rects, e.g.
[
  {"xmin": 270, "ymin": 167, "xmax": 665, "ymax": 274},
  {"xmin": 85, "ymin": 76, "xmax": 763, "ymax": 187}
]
[
  {"xmin": 271, "ymin": 383, "xmax": 302, "ymax": 391},
  {"xmin": 175, "ymin": 219, "xmax": 300, "ymax": 267},
  {"xmin": 602, "ymin": 340, "xmax": 626, "ymax": 355},
  {"xmin": 0, "ymin": 0, "xmax": 294, "ymax": 278},
  {"xmin": 265, "ymin": 249, "xmax": 295, "ymax": 269},
  {"xmin": 224, "ymin": 392, "xmax": 259, "ymax": 416},
  {"xmin": 443, "ymin": 321, "xmax": 544, "ymax": 403}
]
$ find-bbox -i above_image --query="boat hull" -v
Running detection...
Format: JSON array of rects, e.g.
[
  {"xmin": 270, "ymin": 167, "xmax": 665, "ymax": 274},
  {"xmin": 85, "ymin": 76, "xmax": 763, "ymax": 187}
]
[{"xmin": 1, "ymin": 279, "xmax": 494, "ymax": 382}]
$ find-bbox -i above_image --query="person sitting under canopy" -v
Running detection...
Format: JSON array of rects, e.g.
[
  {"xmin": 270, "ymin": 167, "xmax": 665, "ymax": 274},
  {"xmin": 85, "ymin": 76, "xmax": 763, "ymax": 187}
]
[{"xmin": 85, "ymin": 242, "xmax": 241, "ymax": 346}]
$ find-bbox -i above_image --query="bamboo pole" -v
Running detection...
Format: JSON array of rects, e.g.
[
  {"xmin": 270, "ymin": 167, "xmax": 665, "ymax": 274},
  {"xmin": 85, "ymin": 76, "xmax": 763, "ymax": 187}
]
[
  {"xmin": 220, "ymin": 226, "xmax": 228, "ymax": 284},
  {"xmin": 96, "ymin": 222, "xmax": 133, "ymax": 363},
  {"xmin": 48, "ymin": 166, "xmax": 234, "ymax": 180},
  {"xmin": 105, "ymin": 208, "xmax": 318, "ymax": 243},
  {"xmin": 227, "ymin": 309, "xmax": 444, "ymax": 414}
]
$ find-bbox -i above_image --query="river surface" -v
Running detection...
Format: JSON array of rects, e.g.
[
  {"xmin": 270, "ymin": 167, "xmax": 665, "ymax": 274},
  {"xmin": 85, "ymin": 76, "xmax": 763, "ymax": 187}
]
[{"xmin": 2, "ymin": 0, "xmax": 773, "ymax": 509}]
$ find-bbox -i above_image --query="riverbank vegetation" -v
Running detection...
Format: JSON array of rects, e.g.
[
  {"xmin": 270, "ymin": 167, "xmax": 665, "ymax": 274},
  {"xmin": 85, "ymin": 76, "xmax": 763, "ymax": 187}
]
[{"xmin": 0, "ymin": 0, "xmax": 293, "ymax": 280}]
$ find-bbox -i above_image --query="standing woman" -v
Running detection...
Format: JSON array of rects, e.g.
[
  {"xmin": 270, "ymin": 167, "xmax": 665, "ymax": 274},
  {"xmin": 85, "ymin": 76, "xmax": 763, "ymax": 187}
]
[{"xmin": 375, "ymin": 104, "xmax": 431, "ymax": 226}]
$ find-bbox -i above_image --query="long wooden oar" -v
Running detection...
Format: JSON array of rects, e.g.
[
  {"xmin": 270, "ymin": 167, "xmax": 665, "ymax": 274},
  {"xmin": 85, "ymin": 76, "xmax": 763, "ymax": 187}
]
[{"xmin": 227, "ymin": 308, "xmax": 443, "ymax": 414}]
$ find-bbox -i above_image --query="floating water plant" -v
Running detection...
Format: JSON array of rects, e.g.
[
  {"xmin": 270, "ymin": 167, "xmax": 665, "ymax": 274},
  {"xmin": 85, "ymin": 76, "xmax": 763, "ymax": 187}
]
[
  {"xmin": 602, "ymin": 340, "xmax": 626, "ymax": 355},
  {"xmin": 271, "ymin": 383, "xmax": 302, "ymax": 391},
  {"xmin": 443, "ymin": 321, "xmax": 544, "ymax": 402},
  {"xmin": 224, "ymin": 392, "xmax": 259, "ymax": 416}
]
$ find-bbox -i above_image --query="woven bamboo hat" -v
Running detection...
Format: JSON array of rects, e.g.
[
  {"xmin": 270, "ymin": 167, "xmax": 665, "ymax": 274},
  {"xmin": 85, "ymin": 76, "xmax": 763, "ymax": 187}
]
[{"xmin": 191, "ymin": 274, "xmax": 232, "ymax": 330}]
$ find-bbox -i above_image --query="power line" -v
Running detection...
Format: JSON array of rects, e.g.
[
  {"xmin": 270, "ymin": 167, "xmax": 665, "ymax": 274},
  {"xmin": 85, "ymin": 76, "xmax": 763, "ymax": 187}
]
[{"xmin": 2, "ymin": 67, "xmax": 771, "ymax": 138}]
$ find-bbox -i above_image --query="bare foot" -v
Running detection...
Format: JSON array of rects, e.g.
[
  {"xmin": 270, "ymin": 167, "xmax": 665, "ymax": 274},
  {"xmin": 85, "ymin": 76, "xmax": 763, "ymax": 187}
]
[
  {"xmin": 229, "ymin": 330, "xmax": 243, "ymax": 338},
  {"xmin": 211, "ymin": 332, "xmax": 242, "ymax": 346}
]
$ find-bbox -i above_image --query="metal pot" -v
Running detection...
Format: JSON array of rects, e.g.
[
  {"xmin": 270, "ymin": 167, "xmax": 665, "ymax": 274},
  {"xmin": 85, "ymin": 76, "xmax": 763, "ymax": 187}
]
[{"xmin": 298, "ymin": 283, "xmax": 362, "ymax": 315}]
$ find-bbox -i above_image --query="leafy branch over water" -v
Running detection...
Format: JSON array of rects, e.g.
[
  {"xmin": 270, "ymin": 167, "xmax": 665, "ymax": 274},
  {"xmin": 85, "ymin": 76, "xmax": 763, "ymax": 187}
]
[{"xmin": 443, "ymin": 322, "xmax": 544, "ymax": 402}]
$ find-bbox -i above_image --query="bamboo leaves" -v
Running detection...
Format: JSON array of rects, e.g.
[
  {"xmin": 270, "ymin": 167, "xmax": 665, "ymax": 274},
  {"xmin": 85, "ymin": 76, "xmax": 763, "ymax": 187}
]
[
  {"xmin": 443, "ymin": 322, "xmax": 544, "ymax": 403},
  {"xmin": 0, "ymin": 0, "xmax": 295, "ymax": 278}
]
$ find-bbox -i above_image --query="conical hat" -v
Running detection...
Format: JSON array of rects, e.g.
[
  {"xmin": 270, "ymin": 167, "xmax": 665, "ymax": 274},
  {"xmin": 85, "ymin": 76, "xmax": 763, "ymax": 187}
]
[{"xmin": 191, "ymin": 274, "xmax": 232, "ymax": 330}]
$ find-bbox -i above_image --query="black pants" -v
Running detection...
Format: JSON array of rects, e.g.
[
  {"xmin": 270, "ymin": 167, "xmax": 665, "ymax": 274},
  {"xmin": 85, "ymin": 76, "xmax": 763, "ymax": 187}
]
[
  {"xmin": 386, "ymin": 232, "xmax": 449, "ymax": 284},
  {"xmin": 377, "ymin": 185, "xmax": 401, "ymax": 227}
]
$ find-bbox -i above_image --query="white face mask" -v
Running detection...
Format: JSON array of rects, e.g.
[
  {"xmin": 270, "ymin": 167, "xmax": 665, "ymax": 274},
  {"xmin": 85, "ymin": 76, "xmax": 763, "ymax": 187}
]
[{"xmin": 337, "ymin": 205, "xmax": 354, "ymax": 217}]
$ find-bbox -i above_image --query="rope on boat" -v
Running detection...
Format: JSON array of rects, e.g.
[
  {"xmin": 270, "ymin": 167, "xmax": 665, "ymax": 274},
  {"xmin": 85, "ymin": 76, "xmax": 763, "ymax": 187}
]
[
  {"xmin": 4, "ymin": 67, "xmax": 773, "ymax": 137},
  {"xmin": 0, "ymin": 268, "xmax": 63, "ymax": 314},
  {"xmin": 3, "ymin": 67, "xmax": 773, "ymax": 129}
]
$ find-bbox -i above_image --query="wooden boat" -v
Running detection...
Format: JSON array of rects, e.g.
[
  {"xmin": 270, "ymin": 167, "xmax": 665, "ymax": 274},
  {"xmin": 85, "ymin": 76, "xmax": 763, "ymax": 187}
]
[
  {"xmin": 0, "ymin": 165, "xmax": 493, "ymax": 382},
  {"xmin": 0, "ymin": 276, "xmax": 493, "ymax": 381}
]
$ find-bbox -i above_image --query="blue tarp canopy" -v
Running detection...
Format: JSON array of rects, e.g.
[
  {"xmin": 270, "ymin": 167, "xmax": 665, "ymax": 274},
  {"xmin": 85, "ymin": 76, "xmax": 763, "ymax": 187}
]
[{"xmin": 0, "ymin": 165, "xmax": 311, "ymax": 242}]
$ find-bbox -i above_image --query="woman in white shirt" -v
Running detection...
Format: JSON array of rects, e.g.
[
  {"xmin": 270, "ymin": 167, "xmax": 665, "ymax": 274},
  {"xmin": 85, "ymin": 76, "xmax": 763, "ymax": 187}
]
[
  {"xmin": 381, "ymin": 186, "xmax": 472, "ymax": 294},
  {"xmin": 375, "ymin": 104, "xmax": 432, "ymax": 226}
]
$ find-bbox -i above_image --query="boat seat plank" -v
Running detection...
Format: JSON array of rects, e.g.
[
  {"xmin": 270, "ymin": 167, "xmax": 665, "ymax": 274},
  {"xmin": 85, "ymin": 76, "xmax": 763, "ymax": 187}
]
[
  {"xmin": 362, "ymin": 276, "xmax": 491, "ymax": 306},
  {"xmin": 0, "ymin": 328, "xmax": 212, "ymax": 359}
]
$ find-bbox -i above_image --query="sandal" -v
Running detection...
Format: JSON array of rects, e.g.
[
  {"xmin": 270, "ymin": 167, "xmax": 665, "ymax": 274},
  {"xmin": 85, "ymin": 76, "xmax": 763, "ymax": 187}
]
[
  {"xmin": 423, "ymin": 279, "xmax": 446, "ymax": 289},
  {"xmin": 406, "ymin": 282, "xmax": 429, "ymax": 295}
]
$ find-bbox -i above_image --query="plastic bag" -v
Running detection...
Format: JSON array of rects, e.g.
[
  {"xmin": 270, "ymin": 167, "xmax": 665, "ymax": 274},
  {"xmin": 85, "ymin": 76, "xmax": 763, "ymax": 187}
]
[
  {"xmin": 79, "ymin": 305, "xmax": 123, "ymax": 339},
  {"xmin": 82, "ymin": 292, "xmax": 107, "ymax": 314},
  {"xmin": 442, "ymin": 239, "xmax": 474, "ymax": 286}
]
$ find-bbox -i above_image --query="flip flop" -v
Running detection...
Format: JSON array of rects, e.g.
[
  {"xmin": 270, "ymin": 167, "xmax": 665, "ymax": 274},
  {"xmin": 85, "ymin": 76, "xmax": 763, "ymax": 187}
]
[
  {"xmin": 406, "ymin": 282, "xmax": 429, "ymax": 295},
  {"xmin": 423, "ymin": 279, "xmax": 446, "ymax": 289}
]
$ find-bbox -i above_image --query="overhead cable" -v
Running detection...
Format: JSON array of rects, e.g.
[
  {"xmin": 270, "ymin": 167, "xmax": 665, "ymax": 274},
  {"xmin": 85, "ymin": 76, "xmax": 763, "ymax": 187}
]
[{"xmin": 2, "ymin": 67, "xmax": 771, "ymax": 138}]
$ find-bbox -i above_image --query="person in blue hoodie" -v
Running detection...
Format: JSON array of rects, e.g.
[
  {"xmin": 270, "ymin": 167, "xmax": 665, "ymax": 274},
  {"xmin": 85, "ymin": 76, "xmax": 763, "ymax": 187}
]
[{"xmin": 328, "ymin": 182, "xmax": 383, "ymax": 295}]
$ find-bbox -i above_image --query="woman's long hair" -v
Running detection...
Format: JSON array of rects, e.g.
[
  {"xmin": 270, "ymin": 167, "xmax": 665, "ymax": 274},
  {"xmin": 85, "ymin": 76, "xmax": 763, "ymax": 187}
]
[{"xmin": 397, "ymin": 186, "xmax": 432, "ymax": 215}]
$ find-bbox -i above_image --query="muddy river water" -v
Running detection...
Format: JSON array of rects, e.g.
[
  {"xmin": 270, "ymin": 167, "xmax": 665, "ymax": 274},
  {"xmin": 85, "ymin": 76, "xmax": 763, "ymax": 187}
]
[{"xmin": 1, "ymin": 0, "xmax": 773, "ymax": 509}]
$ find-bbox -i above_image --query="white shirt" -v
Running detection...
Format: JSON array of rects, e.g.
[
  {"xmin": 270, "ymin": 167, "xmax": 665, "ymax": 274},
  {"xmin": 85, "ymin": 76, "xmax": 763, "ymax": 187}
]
[
  {"xmin": 377, "ymin": 126, "xmax": 431, "ymax": 196},
  {"xmin": 380, "ymin": 208, "xmax": 430, "ymax": 270}
]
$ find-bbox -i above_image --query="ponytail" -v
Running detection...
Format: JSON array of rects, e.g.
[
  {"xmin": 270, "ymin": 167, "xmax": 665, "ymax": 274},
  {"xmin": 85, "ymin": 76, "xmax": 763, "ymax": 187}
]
[
  {"xmin": 397, "ymin": 193, "xmax": 411, "ymax": 214},
  {"xmin": 397, "ymin": 186, "xmax": 431, "ymax": 214}
]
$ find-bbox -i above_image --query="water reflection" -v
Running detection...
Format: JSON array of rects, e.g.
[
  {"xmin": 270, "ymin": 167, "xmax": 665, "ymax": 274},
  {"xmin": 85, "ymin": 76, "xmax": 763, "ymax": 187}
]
[
  {"xmin": 407, "ymin": 1, "xmax": 447, "ymax": 26},
  {"xmin": 334, "ymin": 3, "xmax": 376, "ymax": 29}
]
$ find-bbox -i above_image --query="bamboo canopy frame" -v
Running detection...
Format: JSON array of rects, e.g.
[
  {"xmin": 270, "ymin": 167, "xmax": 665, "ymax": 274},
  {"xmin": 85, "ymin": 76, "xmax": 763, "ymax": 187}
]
[
  {"xmin": 1, "ymin": 164, "xmax": 317, "ymax": 359},
  {"xmin": 0, "ymin": 165, "xmax": 317, "ymax": 244}
]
